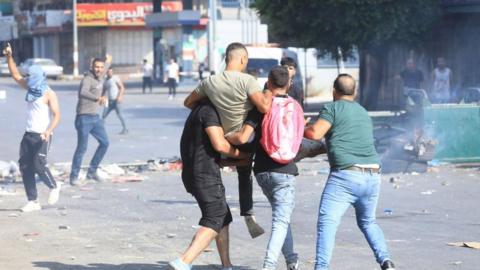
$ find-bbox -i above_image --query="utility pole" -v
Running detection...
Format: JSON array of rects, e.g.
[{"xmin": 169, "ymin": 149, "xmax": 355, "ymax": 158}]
[
  {"xmin": 208, "ymin": 0, "xmax": 217, "ymax": 73},
  {"xmin": 73, "ymin": 0, "xmax": 79, "ymax": 77}
]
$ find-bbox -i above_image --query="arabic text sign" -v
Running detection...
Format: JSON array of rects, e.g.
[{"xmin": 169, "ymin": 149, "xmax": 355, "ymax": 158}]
[{"xmin": 77, "ymin": 3, "xmax": 153, "ymax": 27}]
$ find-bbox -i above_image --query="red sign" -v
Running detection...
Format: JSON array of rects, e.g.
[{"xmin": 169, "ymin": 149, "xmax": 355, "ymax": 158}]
[
  {"xmin": 77, "ymin": 3, "xmax": 153, "ymax": 27},
  {"xmin": 162, "ymin": 1, "xmax": 183, "ymax": 12}
]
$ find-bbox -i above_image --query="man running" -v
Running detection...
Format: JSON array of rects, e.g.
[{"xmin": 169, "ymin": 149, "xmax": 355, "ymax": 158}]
[
  {"xmin": 184, "ymin": 42, "xmax": 272, "ymax": 238},
  {"xmin": 70, "ymin": 55, "xmax": 112, "ymax": 186},
  {"xmin": 169, "ymin": 100, "xmax": 248, "ymax": 270},
  {"xmin": 4, "ymin": 43, "xmax": 61, "ymax": 212},
  {"xmin": 102, "ymin": 67, "xmax": 128, "ymax": 135},
  {"xmin": 305, "ymin": 74, "xmax": 395, "ymax": 270}
]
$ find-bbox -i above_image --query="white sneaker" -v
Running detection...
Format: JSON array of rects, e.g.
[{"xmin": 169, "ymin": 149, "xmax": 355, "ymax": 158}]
[
  {"xmin": 21, "ymin": 201, "xmax": 42, "ymax": 212},
  {"xmin": 48, "ymin": 182, "xmax": 62, "ymax": 205},
  {"xmin": 244, "ymin": 215, "xmax": 265, "ymax": 238},
  {"xmin": 168, "ymin": 95, "xmax": 173, "ymax": 100}
]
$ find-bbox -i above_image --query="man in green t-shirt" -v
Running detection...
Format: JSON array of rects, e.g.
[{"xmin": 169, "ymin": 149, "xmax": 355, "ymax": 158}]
[
  {"xmin": 184, "ymin": 42, "xmax": 272, "ymax": 239},
  {"xmin": 304, "ymin": 74, "xmax": 395, "ymax": 270}
]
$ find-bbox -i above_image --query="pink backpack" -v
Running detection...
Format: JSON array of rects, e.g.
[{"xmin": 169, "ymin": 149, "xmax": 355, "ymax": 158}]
[{"xmin": 260, "ymin": 96, "xmax": 304, "ymax": 164}]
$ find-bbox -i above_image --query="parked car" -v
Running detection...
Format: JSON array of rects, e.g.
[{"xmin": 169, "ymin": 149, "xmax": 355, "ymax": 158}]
[
  {"xmin": 0, "ymin": 57, "xmax": 9, "ymax": 76},
  {"xmin": 19, "ymin": 58, "xmax": 63, "ymax": 79}
]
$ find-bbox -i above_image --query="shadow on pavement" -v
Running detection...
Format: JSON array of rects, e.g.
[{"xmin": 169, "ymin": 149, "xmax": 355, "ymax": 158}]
[
  {"xmin": 32, "ymin": 261, "xmax": 256, "ymax": 270},
  {"xmin": 124, "ymin": 107, "xmax": 188, "ymax": 119}
]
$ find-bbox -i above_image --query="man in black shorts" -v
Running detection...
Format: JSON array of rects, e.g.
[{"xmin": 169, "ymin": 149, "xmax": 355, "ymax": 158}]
[{"xmin": 168, "ymin": 101, "xmax": 248, "ymax": 270}]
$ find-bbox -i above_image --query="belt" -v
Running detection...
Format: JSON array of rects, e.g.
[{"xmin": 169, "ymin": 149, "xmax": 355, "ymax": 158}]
[{"xmin": 344, "ymin": 166, "xmax": 380, "ymax": 174}]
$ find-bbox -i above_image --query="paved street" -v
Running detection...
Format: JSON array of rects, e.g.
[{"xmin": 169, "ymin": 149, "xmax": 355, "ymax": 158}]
[{"xmin": 0, "ymin": 77, "xmax": 479, "ymax": 270}]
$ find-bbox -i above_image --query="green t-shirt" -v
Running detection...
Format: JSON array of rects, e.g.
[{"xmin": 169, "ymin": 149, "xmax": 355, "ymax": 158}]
[
  {"xmin": 319, "ymin": 99, "xmax": 380, "ymax": 169},
  {"xmin": 194, "ymin": 71, "xmax": 261, "ymax": 133}
]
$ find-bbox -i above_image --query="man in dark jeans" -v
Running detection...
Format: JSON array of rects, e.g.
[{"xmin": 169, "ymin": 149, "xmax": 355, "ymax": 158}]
[{"xmin": 70, "ymin": 55, "xmax": 112, "ymax": 186}]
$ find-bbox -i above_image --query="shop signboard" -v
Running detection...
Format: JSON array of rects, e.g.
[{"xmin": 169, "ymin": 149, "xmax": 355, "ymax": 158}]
[{"xmin": 77, "ymin": 3, "xmax": 153, "ymax": 27}]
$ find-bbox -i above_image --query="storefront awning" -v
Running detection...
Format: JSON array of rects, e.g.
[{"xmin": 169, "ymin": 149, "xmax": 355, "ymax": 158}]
[{"xmin": 145, "ymin": 10, "xmax": 201, "ymax": 27}]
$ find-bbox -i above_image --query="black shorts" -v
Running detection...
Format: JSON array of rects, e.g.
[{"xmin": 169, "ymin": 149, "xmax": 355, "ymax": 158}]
[{"xmin": 184, "ymin": 176, "xmax": 232, "ymax": 233}]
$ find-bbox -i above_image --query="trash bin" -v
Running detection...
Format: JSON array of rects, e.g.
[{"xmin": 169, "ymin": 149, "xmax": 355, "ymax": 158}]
[{"xmin": 424, "ymin": 104, "xmax": 480, "ymax": 162}]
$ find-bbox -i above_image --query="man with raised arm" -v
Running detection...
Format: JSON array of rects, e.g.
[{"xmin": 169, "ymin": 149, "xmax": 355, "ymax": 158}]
[{"xmin": 3, "ymin": 43, "xmax": 61, "ymax": 212}]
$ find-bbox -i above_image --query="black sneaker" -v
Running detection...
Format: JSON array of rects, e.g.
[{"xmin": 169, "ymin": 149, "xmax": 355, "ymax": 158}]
[
  {"xmin": 86, "ymin": 172, "xmax": 105, "ymax": 182},
  {"xmin": 381, "ymin": 260, "xmax": 395, "ymax": 270}
]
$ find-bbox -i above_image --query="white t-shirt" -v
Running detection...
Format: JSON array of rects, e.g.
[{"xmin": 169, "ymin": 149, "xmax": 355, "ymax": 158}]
[
  {"xmin": 142, "ymin": 63, "xmax": 153, "ymax": 77},
  {"xmin": 167, "ymin": 62, "xmax": 179, "ymax": 79},
  {"xmin": 104, "ymin": 75, "xmax": 121, "ymax": 100}
]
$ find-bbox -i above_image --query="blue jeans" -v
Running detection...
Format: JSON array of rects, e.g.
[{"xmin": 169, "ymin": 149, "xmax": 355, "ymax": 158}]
[
  {"xmin": 70, "ymin": 114, "xmax": 109, "ymax": 180},
  {"xmin": 256, "ymin": 172, "xmax": 298, "ymax": 270},
  {"xmin": 315, "ymin": 170, "xmax": 391, "ymax": 270}
]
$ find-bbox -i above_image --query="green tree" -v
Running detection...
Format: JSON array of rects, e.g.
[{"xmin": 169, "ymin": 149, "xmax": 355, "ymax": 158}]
[{"xmin": 253, "ymin": 0, "xmax": 442, "ymax": 109}]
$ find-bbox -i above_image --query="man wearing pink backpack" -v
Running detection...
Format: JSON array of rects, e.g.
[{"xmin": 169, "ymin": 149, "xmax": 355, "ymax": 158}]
[{"xmin": 226, "ymin": 66, "xmax": 304, "ymax": 270}]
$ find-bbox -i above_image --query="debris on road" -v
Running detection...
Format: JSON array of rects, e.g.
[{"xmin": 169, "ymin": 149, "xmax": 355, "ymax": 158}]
[{"xmin": 447, "ymin": 242, "xmax": 480, "ymax": 249}]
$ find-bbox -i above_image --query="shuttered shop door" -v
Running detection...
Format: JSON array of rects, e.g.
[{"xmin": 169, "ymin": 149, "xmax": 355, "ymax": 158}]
[{"xmin": 106, "ymin": 29, "xmax": 153, "ymax": 66}]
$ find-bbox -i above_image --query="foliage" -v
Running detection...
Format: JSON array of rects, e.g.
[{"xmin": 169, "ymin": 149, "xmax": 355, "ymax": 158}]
[{"xmin": 253, "ymin": 0, "xmax": 442, "ymax": 59}]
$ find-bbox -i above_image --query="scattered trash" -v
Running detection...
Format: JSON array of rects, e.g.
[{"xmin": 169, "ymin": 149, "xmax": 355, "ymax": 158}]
[
  {"xmin": 166, "ymin": 233, "xmax": 177, "ymax": 238},
  {"xmin": 383, "ymin": 208, "xmax": 393, "ymax": 215},
  {"xmin": 111, "ymin": 175, "xmax": 146, "ymax": 183},
  {"xmin": 441, "ymin": 181, "xmax": 451, "ymax": 186},
  {"xmin": 58, "ymin": 225, "xmax": 70, "ymax": 230},
  {"xmin": 411, "ymin": 171, "xmax": 420, "ymax": 176},
  {"xmin": 447, "ymin": 242, "xmax": 480, "ymax": 249},
  {"xmin": 8, "ymin": 213, "xmax": 19, "ymax": 218},
  {"xmin": 421, "ymin": 190, "xmax": 436, "ymax": 195},
  {"xmin": 203, "ymin": 248, "xmax": 214, "ymax": 253},
  {"xmin": 450, "ymin": 261, "xmax": 462, "ymax": 266},
  {"xmin": 101, "ymin": 164, "xmax": 125, "ymax": 176},
  {"xmin": 23, "ymin": 232, "xmax": 39, "ymax": 237}
]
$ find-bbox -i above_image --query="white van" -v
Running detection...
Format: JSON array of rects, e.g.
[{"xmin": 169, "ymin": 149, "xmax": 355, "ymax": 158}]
[{"xmin": 245, "ymin": 46, "xmax": 303, "ymax": 90}]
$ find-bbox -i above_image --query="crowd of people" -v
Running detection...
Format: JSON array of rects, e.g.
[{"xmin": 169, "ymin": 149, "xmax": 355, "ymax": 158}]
[{"xmin": 3, "ymin": 41, "xmax": 396, "ymax": 270}]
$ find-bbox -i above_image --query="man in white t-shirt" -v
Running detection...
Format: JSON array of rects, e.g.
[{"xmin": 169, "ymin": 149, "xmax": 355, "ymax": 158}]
[
  {"xmin": 103, "ymin": 67, "xmax": 128, "ymax": 134},
  {"xmin": 165, "ymin": 58, "xmax": 179, "ymax": 100},
  {"xmin": 142, "ymin": 59, "xmax": 153, "ymax": 94}
]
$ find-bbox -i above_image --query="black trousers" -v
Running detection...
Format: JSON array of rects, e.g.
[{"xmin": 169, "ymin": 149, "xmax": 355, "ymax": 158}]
[
  {"xmin": 142, "ymin": 77, "xmax": 152, "ymax": 93},
  {"xmin": 19, "ymin": 132, "xmax": 57, "ymax": 201},
  {"xmin": 237, "ymin": 162, "xmax": 253, "ymax": 216},
  {"xmin": 167, "ymin": 78, "xmax": 177, "ymax": 96}
]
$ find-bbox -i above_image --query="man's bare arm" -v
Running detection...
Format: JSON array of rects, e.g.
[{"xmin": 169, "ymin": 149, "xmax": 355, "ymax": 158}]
[
  {"xmin": 304, "ymin": 119, "xmax": 332, "ymax": 140},
  {"xmin": 249, "ymin": 90, "xmax": 272, "ymax": 113},
  {"xmin": 116, "ymin": 77, "xmax": 125, "ymax": 102},
  {"xmin": 42, "ymin": 90, "xmax": 61, "ymax": 141},
  {"xmin": 3, "ymin": 43, "xmax": 27, "ymax": 90},
  {"xmin": 225, "ymin": 124, "xmax": 255, "ymax": 145},
  {"xmin": 184, "ymin": 91, "xmax": 205, "ymax": 109},
  {"xmin": 205, "ymin": 126, "xmax": 248, "ymax": 159}
]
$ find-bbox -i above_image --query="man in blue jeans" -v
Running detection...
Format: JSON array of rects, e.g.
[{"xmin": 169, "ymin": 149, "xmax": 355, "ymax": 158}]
[
  {"xmin": 70, "ymin": 55, "xmax": 112, "ymax": 186},
  {"xmin": 305, "ymin": 74, "xmax": 395, "ymax": 270},
  {"xmin": 226, "ymin": 66, "xmax": 300, "ymax": 270}
]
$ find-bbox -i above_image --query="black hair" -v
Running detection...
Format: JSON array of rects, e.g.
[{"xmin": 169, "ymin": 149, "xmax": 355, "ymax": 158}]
[
  {"xmin": 225, "ymin": 42, "xmax": 247, "ymax": 64},
  {"xmin": 333, "ymin": 73, "xmax": 356, "ymax": 96},
  {"xmin": 280, "ymin": 57, "xmax": 297, "ymax": 69},
  {"xmin": 92, "ymin": 57, "xmax": 105, "ymax": 66},
  {"xmin": 268, "ymin": 66, "xmax": 290, "ymax": 88}
]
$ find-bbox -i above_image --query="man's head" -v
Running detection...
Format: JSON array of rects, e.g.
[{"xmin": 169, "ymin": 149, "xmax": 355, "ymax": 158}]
[
  {"xmin": 267, "ymin": 66, "xmax": 290, "ymax": 93},
  {"xmin": 143, "ymin": 59, "xmax": 147, "ymax": 64},
  {"xmin": 225, "ymin": 42, "xmax": 248, "ymax": 71},
  {"xmin": 280, "ymin": 57, "xmax": 297, "ymax": 79},
  {"xmin": 406, "ymin": 59, "xmax": 416, "ymax": 71},
  {"xmin": 91, "ymin": 57, "xmax": 105, "ymax": 78},
  {"xmin": 107, "ymin": 67, "xmax": 113, "ymax": 78},
  {"xmin": 170, "ymin": 58, "xmax": 175, "ymax": 64},
  {"xmin": 437, "ymin": 57, "xmax": 446, "ymax": 68},
  {"xmin": 333, "ymin": 74, "xmax": 356, "ymax": 100}
]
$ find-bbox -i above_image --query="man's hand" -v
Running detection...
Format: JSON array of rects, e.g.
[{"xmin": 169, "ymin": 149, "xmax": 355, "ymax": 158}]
[
  {"xmin": 116, "ymin": 95, "xmax": 123, "ymax": 103},
  {"xmin": 304, "ymin": 117, "xmax": 311, "ymax": 126},
  {"xmin": 105, "ymin": 54, "xmax": 113, "ymax": 63},
  {"xmin": 3, "ymin": 42, "xmax": 12, "ymax": 57},
  {"xmin": 98, "ymin": 96, "xmax": 108, "ymax": 106},
  {"xmin": 40, "ymin": 131, "xmax": 52, "ymax": 142}
]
